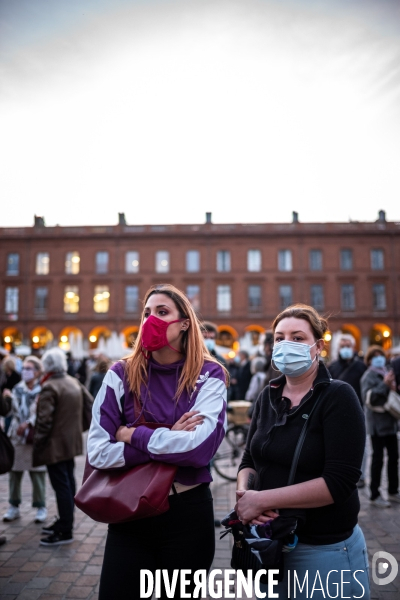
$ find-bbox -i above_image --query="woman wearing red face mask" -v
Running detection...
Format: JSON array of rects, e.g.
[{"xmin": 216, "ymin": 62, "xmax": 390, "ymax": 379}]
[{"xmin": 87, "ymin": 284, "xmax": 228, "ymax": 600}]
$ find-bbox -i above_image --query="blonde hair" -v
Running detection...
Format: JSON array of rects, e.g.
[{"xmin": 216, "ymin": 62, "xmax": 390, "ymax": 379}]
[
  {"xmin": 2, "ymin": 357, "xmax": 17, "ymax": 372},
  {"xmin": 24, "ymin": 355, "xmax": 43, "ymax": 373},
  {"xmin": 124, "ymin": 284, "xmax": 228, "ymax": 399}
]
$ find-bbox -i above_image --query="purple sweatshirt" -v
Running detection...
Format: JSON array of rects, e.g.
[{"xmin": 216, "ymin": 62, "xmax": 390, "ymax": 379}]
[{"xmin": 87, "ymin": 358, "xmax": 227, "ymax": 485}]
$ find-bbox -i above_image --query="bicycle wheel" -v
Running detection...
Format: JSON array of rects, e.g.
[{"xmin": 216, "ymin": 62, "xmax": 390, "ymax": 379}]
[{"xmin": 212, "ymin": 424, "xmax": 248, "ymax": 482}]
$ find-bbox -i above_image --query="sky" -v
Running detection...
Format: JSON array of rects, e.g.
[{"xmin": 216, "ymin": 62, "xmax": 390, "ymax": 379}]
[{"xmin": 1, "ymin": 0, "xmax": 400, "ymax": 227}]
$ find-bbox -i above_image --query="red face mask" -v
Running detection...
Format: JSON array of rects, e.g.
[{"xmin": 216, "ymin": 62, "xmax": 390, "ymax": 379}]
[{"xmin": 141, "ymin": 315, "xmax": 185, "ymax": 357}]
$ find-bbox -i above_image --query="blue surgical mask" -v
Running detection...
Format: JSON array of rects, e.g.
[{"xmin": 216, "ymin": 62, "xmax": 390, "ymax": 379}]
[
  {"xmin": 204, "ymin": 339, "xmax": 216, "ymax": 352},
  {"xmin": 21, "ymin": 368, "xmax": 35, "ymax": 382},
  {"xmin": 339, "ymin": 347, "xmax": 354, "ymax": 360},
  {"xmin": 272, "ymin": 340, "xmax": 319, "ymax": 377},
  {"xmin": 371, "ymin": 355, "xmax": 386, "ymax": 369}
]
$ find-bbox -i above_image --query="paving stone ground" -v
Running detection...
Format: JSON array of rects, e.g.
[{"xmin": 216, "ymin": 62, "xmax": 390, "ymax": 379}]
[{"xmin": 0, "ymin": 437, "xmax": 399, "ymax": 599}]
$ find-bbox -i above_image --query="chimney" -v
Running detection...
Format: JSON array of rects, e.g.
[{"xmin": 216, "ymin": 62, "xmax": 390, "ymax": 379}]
[
  {"xmin": 34, "ymin": 215, "xmax": 45, "ymax": 228},
  {"xmin": 292, "ymin": 211, "xmax": 299, "ymax": 223},
  {"xmin": 205, "ymin": 212, "xmax": 212, "ymax": 224},
  {"xmin": 378, "ymin": 210, "xmax": 386, "ymax": 223},
  {"xmin": 118, "ymin": 212, "xmax": 126, "ymax": 226}
]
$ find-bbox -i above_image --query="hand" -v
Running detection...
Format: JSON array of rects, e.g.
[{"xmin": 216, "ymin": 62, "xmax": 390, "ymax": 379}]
[
  {"xmin": 235, "ymin": 490, "xmax": 278, "ymax": 525},
  {"xmin": 2, "ymin": 389, "xmax": 11, "ymax": 398},
  {"xmin": 236, "ymin": 488, "xmax": 247, "ymax": 502},
  {"xmin": 17, "ymin": 422, "xmax": 29, "ymax": 436},
  {"xmin": 115, "ymin": 425, "xmax": 135, "ymax": 443},
  {"xmin": 384, "ymin": 371, "xmax": 396, "ymax": 390},
  {"xmin": 171, "ymin": 411, "xmax": 204, "ymax": 432},
  {"xmin": 249, "ymin": 510, "xmax": 279, "ymax": 525}
]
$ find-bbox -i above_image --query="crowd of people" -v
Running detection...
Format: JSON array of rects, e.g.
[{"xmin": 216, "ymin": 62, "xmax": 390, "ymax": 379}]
[
  {"xmin": 0, "ymin": 350, "xmax": 107, "ymax": 545},
  {"xmin": 0, "ymin": 289, "xmax": 399, "ymax": 598}
]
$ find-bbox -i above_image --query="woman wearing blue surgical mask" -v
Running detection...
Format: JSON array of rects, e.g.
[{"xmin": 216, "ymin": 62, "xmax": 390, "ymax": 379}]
[
  {"xmin": 360, "ymin": 346, "xmax": 399, "ymax": 509},
  {"xmin": 327, "ymin": 335, "xmax": 367, "ymax": 406},
  {"xmin": 236, "ymin": 304, "xmax": 369, "ymax": 600},
  {"xmin": 2, "ymin": 356, "xmax": 47, "ymax": 525}
]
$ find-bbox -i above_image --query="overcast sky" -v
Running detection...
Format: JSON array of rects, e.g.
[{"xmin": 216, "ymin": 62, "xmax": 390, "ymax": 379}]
[{"xmin": 1, "ymin": 0, "xmax": 400, "ymax": 227}]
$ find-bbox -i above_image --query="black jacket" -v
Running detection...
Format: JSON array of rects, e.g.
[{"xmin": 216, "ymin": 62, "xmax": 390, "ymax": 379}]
[
  {"xmin": 360, "ymin": 368, "xmax": 398, "ymax": 437},
  {"xmin": 327, "ymin": 356, "xmax": 366, "ymax": 404},
  {"xmin": 1, "ymin": 370, "xmax": 21, "ymax": 393},
  {"xmin": 209, "ymin": 349, "xmax": 226, "ymax": 368},
  {"xmin": 88, "ymin": 372, "xmax": 106, "ymax": 399},
  {"xmin": 238, "ymin": 360, "xmax": 252, "ymax": 399},
  {"xmin": 239, "ymin": 362, "xmax": 365, "ymax": 545},
  {"xmin": 392, "ymin": 356, "xmax": 400, "ymax": 392}
]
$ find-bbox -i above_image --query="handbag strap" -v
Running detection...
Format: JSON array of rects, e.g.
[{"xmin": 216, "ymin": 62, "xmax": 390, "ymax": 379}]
[
  {"xmin": 287, "ymin": 387, "xmax": 324, "ymax": 486},
  {"xmin": 335, "ymin": 363, "xmax": 353, "ymax": 382}
]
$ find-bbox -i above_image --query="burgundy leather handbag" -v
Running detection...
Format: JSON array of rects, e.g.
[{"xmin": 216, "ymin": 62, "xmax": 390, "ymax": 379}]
[{"xmin": 74, "ymin": 394, "xmax": 177, "ymax": 524}]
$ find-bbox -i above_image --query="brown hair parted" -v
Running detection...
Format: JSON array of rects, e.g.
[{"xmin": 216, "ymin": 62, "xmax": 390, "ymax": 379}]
[
  {"xmin": 271, "ymin": 304, "xmax": 329, "ymax": 340},
  {"xmin": 124, "ymin": 284, "xmax": 228, "ymax": 399}
]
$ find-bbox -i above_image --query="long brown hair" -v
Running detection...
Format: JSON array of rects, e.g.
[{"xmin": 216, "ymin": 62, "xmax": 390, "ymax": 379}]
[{"xmin": 124, "ymin": 284, "xmax": 228, "ymax": 399}]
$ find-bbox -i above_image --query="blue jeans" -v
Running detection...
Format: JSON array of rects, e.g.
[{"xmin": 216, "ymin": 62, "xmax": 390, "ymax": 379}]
[{"xmin": 257, "ymin": 525, "xmax": 370, "ymax": 599}]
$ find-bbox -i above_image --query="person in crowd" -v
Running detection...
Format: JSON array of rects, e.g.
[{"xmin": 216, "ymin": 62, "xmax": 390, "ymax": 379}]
[
  {"xmin": 87, "ymin": 284, "xmax": 228, "ymax": 599},
  {"xmin": 1, "ymin": 357, "xmax": 22, "ymax": 433},
  {"xmin": 65, "ymin": 352, "xmax": 76, "ymax": 377},
  {"xmin": 88, "ymin": 357, "xmax": 110, "ymax": 398},
  {"xmin": 0, "ymin": 372, "xmax": 13, "ymax": 544},
  {"xmin": 237, "ymin": 350, "xmax": 252, "ymax": 399},
  {"xmin": 1, "ymin": 357, "xmax": 22, "ymax": 394},
  {"xmin": 3, "ymin": 356, "xmax": 47, "ymax": 524},
  {"xmin": 236, "ymin": 304, "xmax": 369, "ymax": 600},
  {"xmin": 360, "ymin": 346, "xmax": 399, "ymax": 508},
  {"xmin": 75, "ymin": 357, "xmax": 89, "ymax": 386},
  {"xmin": 226, "ymin": 357, "xmax": 240, "ymax": 401},
  {"xmin": 201, "ymin": 321, "xmax": 226, "ymax": 366},
  {"xmin": 200, "ymin": 322, "xmax": 230, "ymax": 527},
  {"xmin": 391, "ymin": 353, "xmax": 400, "ymax": 393},
  {"xmin": 245, "ymin": 357, "xmax": 267, "ymax": 402},
  {"xmin": 261, "ymin": 331, "xmax": 281, "ymax": 384},
  {"xmin": 33, "ymin": 348, "xmax": 90, "ymax": 545},
  {"xmin": 9, "ymin": 349, "xmax": 23, "ymax": 374},
  {"xmin": 328, "ymin": 334, "xmax": 366, "ymax": 404},
  {"xmin": 328, "ymin": 333, "xmax": 368, "ymax": 487}
]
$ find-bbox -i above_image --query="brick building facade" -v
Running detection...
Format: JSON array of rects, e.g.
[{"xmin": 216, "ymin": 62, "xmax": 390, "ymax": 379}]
[{"xmin": 1, "ymin": 212, "xmax": 399, "ymax": 357}]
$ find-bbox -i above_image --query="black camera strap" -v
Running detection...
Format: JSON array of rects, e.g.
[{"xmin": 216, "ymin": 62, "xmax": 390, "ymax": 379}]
[{"xmin": 287, "ymin": 387, "xmax": 324, "ymax": 486}]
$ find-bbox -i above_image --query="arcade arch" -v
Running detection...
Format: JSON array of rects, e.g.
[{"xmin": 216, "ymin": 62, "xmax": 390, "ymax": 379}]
[
  {"xmin": 370, "ymin": 323, "xmax": 392, "ymax": 351},
  {"xmin": 30, "ymin": 327, "xmax": 53, "ymax": 350},
  {"xmin": 58, "ymin": 326, "xmax": 84, "ymax": 352},
  {"xmin": 121, "ymin": 326, "xmax": 139, "ymax": 349},
  {"xmin": 216, "ymin": 324, "xmax": 238, "ymax": 349},
  {"xmin": 88, "ymin": 326, "xmax": 111, "ymax": 350},
  {"xmin": 1, "ymin": 327, "xmax": 23, "ymax": 350},
  {"xmin": 244, "ymin": 324, "xmax": 266, "ymax": 347}
]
